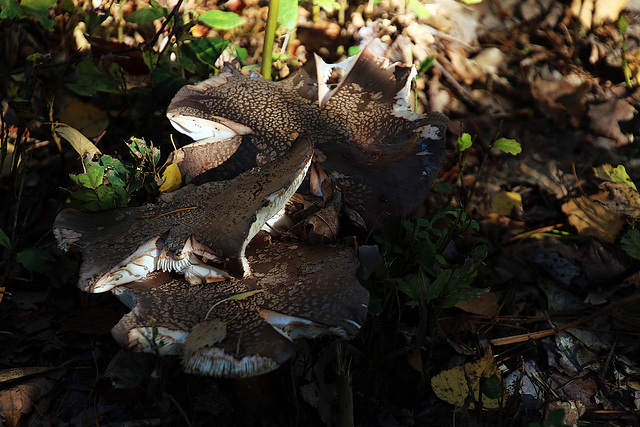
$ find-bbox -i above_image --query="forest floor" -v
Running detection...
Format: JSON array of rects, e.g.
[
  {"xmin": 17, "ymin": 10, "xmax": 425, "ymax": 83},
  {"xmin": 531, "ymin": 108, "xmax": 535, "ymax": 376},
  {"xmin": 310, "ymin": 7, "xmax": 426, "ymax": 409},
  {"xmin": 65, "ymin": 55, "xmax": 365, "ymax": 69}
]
[{"xmin": 2, "ymin": 0, "xmax": 640, "ymax": 426}]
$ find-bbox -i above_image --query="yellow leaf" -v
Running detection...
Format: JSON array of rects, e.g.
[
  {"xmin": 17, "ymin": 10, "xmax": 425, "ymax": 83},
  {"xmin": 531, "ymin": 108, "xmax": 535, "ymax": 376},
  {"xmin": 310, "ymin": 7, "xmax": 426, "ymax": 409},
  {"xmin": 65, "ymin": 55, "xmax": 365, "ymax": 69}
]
[
  {"xmin": 490, "ymin": 191, "xmax": 522, "ymax": 217},
  {"xmin": 431, "ymin": 349, "xmax": 501, "ymax": 410},
  {"xmin": 54, "ymin": 124, "xmax": 101, "ymax": 159},
  {"xmin": 561, "ymin": 195, "xmax": 625, "ymax": 243},
  {"xmin": 158, "ymin": 162, "xmax": 182, "ymax": 193}
]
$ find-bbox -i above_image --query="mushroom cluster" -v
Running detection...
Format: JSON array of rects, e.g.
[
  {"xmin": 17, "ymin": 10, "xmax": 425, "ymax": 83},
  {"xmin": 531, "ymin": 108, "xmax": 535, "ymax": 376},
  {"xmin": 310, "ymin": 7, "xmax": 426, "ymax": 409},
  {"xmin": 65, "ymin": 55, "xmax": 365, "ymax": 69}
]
[{"xmin": 54, "ymin": 49, "xmax": 446, "ymax": 378}]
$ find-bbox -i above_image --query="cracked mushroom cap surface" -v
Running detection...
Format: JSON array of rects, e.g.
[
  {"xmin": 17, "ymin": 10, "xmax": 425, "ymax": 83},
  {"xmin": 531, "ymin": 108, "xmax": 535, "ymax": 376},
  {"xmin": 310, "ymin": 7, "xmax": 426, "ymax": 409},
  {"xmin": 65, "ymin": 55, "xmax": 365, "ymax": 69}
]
[
  {"xmin": 167, "ymin": 48, "xmax": 447, "ymax": 232},
  {"xmin": 53, "ymin": 135, "xmax": 314, "ymax": 293},
  {"xmin": 111, "ymin": 240, "xmax": 369, "ymax": 378}
]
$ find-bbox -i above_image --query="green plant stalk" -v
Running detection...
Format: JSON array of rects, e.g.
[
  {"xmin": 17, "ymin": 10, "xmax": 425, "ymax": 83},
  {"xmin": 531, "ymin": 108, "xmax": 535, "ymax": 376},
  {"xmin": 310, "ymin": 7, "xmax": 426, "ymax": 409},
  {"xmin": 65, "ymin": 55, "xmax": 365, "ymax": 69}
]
[{"xmin": 261, "ymin": 0, "xmax": 280, "ymax": 79}]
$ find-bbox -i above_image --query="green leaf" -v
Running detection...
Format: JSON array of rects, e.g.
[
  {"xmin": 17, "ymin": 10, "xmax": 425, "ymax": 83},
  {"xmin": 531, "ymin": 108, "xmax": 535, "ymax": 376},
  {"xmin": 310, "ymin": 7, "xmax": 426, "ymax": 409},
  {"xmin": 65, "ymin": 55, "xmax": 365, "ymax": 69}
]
[
  {"xmin": 456, "ymin": 133, "xmax": 473, "ymax": 152},
  {"xmin": 20, "ymin": 0, "xmax": 55, "ymax": 30},
  {"xmin": 348, "ymin": 45, "xmax": 360, "ymax": 56},
  {"xmin": 198, "ymin": 10, "xmax": 243, "ymax": 30},
  {"xmin": 619, "ymin": 14, "xmax": 629, "ymax": 35},
  {"xmin": 127, "ymin": 7, "xmax": 164, "ymax": 24},
  {"xmin": 235, "ymin": 46, "xmax": 248, "ymax": 65},
  {"xmin": 481, "ymin": 374, "xmax": 502, "ymax": 400},
  {"xmin": 0, "ymin": 228, "xmax": 11, "ymax": 249},
  {"xmin": 180, "ymin": 38, "xmax": 229, "ymax": 75},
  {"xmin": 315, "ymin": 0, "xmax": 339, "ymax": 13},
  {"xmin": 407, "ymin": 0, "xmax": 429, "ymax": 20},
  {"xmin": 72, "ymin": 186, "xmax": 118, "ymax": 211},
  {"xmin": 621, "ymin": 229, "xmax": 640, "ymax": 260},
  {"xmin": 80, "ymin": 163, "xmax": 106, "ymax": 189},
  {"xmin": 65, "ymin": 59, "xmax": 120, "ymax": 96},
  {"xmin": 0, "ymin": 0, "xmax": 27, "ymax": 20},
  {"xmin": 433, "ymin": 182, "xmax": 453, "ymax": 193},
  {"xmin": 417, "ymin": 56, "xmax": 435, "ymax": 74},
  {"xmin": 16, "ymin": 248, "xmax": 55, "ymax": 273},
  {"xmin": 492, "ymin": 137, "xmax": 522, "ymax": 155},
  {"xmin": 596, "ymin": 164, "xmax": 637, "ymax": 190},
  {"xmin": 278, "ymin": 0, "xmax": 298, "ymax": 30}
]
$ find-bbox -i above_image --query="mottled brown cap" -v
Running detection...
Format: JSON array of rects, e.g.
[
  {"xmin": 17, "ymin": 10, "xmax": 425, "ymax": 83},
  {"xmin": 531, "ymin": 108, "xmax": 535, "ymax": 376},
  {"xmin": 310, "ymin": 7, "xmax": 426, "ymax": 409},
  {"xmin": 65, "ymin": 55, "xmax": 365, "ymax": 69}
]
[
  {"xmin": 166, "ymin": 49, "xmax": 447, "ymax": 232},
  {"xmin": 110, "ymin": 240, "xmax": 369, "ymax": 378}
]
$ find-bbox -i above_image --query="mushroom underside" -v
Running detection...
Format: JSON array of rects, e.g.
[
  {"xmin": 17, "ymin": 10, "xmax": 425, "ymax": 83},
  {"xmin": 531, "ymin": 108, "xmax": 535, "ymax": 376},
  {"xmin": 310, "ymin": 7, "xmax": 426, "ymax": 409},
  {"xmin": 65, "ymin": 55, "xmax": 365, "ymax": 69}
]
[{"xmin": 111, "ymin": 241, "xmax": 369, "ymax": 378}]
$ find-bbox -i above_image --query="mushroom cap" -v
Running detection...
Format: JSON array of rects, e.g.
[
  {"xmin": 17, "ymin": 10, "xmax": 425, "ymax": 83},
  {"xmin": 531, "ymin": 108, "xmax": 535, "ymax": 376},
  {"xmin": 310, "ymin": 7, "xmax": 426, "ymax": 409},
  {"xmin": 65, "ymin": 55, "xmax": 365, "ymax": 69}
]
[
  {"xmin": 111, "ymin": 240, "xmax": 369, "ymax": 378},
  {"xmin": 53, "ymin": 135, "xmax": 314, "ymax": 292},
  {"xmin": 166, "ymin": 49, "xmax": 447, "ymax": 232}
]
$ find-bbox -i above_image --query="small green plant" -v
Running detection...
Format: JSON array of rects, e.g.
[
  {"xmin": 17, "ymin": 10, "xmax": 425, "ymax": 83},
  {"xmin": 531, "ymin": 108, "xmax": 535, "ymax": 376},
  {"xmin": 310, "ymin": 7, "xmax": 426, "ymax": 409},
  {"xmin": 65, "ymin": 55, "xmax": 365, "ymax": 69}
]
[
  {"xmin": 373, "ymin": 209, "xmax": 487, "ymax": 310},
  {"xmin": 619, "ymin": 14, "xmax": 633, "ymax": 88},
  {"xmin": 61, "ymin": 135, "xmax": 160, "ymax": 211}
]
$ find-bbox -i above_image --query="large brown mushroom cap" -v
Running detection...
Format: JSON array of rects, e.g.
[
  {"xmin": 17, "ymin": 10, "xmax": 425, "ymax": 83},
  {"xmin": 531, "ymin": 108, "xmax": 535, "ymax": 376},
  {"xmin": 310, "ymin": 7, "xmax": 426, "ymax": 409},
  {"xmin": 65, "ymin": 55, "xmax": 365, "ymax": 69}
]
[
  {"xmin": 166, "ymin": 48, "xmax": 447, "ymax": 232},
  {"xmin": 111, "ymin": 240, "xmax": 369, "ymax": 378},
  {"xmin": 53, "ymin": 135, "xmax": 314, "ymax": 292}
]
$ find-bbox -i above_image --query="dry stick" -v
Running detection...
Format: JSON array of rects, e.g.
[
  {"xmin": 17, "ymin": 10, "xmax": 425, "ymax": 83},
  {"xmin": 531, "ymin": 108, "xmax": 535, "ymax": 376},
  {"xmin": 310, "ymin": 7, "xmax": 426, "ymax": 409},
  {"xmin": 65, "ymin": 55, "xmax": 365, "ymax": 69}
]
[{"xmin": 491, "ymin": 294, "xmax": 640, "ymax": 346}]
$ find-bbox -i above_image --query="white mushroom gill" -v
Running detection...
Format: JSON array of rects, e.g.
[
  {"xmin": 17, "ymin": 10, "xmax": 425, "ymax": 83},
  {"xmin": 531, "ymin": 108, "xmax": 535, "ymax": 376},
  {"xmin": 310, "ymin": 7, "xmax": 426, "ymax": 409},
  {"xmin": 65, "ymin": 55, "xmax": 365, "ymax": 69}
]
[
  {"xmin": 92, "ymin": 236, "xmax": 163, "ymax": 293},
  {"xmin": 167, "ymin": 115, "xmax": 240, "ymax": 142},
  {"xmin": 183, "ymin": 346, "xmax": 279, "ymax": 378},
  {"xmin": 156, "ymin": 235, "xmax": 230, "ymax": 284}
]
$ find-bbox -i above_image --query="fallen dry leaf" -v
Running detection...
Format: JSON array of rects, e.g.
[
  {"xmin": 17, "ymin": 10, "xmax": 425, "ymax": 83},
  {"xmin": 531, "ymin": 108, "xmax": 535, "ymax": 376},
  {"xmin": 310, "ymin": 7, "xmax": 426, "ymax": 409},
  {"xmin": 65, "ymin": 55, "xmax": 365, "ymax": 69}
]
[
  {"xmin": 455, "ymin": 291, "xmax": 500, "ymax": 316},
  {"xmin": 183, "ymin": 320, "xmax": 227, "ymax": 360},
  {"xmin": 597, "ymin": 182, "xmax": 640, "ymax": 218},
  {"xmin": 587, "ymin": 98, "xmax": 635, "ymax": 145},
  {"xmin": 431, "ymin": 349, "xmax": 501, "ymax": 409},
  {"xmin": 530, "ymin": 79, "xmax": 589, "ymax": 128},
  {"xmin": 561, "ymin": 195, "xmax": 625, "ymax": 243},
  {"xmin": 0, "ymin": 377, "xmax": 57, "ymax": 427}
]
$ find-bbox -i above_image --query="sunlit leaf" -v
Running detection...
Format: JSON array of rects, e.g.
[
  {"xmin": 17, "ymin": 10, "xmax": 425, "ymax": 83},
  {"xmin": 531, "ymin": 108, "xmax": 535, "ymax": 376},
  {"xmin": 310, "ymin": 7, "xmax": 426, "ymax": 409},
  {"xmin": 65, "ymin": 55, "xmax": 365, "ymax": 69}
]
[
  {"xmin": 456, "ymin": 133, "xmax": 473, "ymax": 151},
  {"xmin": 492, "ymin": 137, "xmax": 521, "ymax": 155},
  {"xmin": 315, "ymin": 0, "xmax": 339, "ymax": 13},
  {"xmin": 159, "ymin": 162, "xmax": 182, "ymax": 193},
  {"xmin": 619, "ymin": 14, "xmax": 629, "ymax": 35},
  {"xmin": 407, "ymin": 0, "xmax": 429, "ymax": 20},
  {"xmin": 278, "ymin": 0, "xmax": 298, "ymax": 30},
  {"xmin": 0, "ymin": 0, "xmax": 27, "ymax": 20},
  {"xmin": 594, "ymin": 164, "xmax": 637, "ymax": 190},
  {"xmin": 21, "ymin": 0, "xmax": 55, "ymax": 30},
  {"xmin": 54, "ymin": 124, "xmax": 102, "ymax": 159},
  {"xmin": 198, "ymin": 10, "xmax": 243, "ymax": 30}
]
